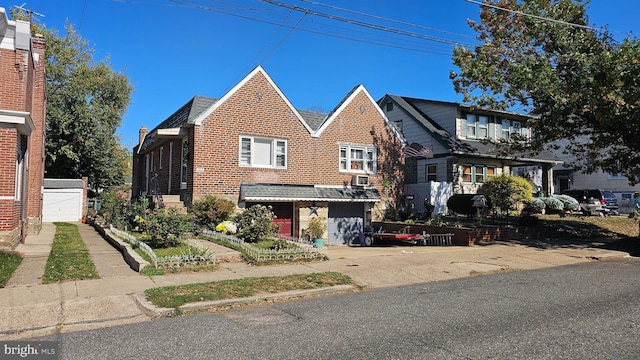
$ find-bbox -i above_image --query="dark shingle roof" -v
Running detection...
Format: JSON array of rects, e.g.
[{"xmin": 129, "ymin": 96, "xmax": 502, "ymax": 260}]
[
  {"xmin": 240, "ymin": 183, "xmax": 380, "ymax": 202},
  {"xmin": 140, "ymin": 95, "xmax": 217, "ymax": 152},
  {"xmin": 297, "ymin": 110, "xmax": 326, "ymax": 131},
  {"xmin": 44, "ymin": 178, "xmax": 84, "ymax": 189}
]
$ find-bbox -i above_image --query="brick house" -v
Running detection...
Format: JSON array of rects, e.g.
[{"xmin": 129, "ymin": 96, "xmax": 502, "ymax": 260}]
[
  {"xmin": 379, "ymin": 95, "xmax": 559, "ymax": 213},
  {"xmin": 132, "ymin": 66, "xmax": 404, "ymax": 245},
  {"xmin": 0, "ymin": 8, "xmax": 47, "ymax": 249}
]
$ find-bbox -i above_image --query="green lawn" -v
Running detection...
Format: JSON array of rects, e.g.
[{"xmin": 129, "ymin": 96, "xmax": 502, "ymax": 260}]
[
  {"xmin": 145, "ymin": 272, "xmax": 353, "ymax": 308},
  {"xmin": 0, "ymin": 252, "xmax": 23, "ymax": 288},
  {"xmin": 42, "ymin": 222, "xmax": 100, "ymax": 284}
]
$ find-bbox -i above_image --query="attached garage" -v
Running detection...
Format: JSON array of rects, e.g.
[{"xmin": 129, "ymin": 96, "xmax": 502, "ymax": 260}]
[
  {"xmin": 328, "ymin": 202, "xmax": 364, "ymax": 245},
  {"xmin": 43, "ymin": 179, "xmax": 86, "ymax": 222}
]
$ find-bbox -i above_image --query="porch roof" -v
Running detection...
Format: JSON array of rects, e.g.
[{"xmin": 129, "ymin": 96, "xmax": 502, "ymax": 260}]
[{"xmin": 240, "ymin": 183, "xmax": 380, "ymax": 202}]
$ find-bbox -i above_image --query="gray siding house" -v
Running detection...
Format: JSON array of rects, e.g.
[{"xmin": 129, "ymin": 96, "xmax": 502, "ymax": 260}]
[{"xmin": 379, "ymin": 95, "xmax": 560, "ymax": 208}]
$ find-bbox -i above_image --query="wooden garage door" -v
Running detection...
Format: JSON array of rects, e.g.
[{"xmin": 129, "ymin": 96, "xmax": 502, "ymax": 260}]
[
  {"xmin": 43, "ymin": 189, "xmax": 83, "ymax": 222},
  {"xmin": 328, "ymin": 202, "xmax": 364, "ymax": 245}
]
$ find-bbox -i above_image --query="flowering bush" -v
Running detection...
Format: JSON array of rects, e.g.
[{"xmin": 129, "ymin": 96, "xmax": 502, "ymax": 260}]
[
  {"xmin": 215, "ymin": 221, "xmax": 237, "ymax": 234},
  {"xmin": 233, "ymin": 205, "xmax": 279, "ymax": 243},
  {"xmin": 145, "ymin": 208, "xmax": 199, "ymax": 248},
  {"xmin": 189, "ymin": 195, "xmax": 236, "ymax": 231}
]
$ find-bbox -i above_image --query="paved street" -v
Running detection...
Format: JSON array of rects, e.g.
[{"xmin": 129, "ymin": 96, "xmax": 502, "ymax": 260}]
[
  {"xmin": 0, "ymin": 222, "xmax": 637, "ymax": 342},
  {"xmin": 31, "ymin": 259, "xmax": 640, "ymax": 359}
]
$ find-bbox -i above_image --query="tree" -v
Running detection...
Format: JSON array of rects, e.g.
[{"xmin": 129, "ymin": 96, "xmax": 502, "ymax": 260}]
[
  {"xmin": 13, "ymin": 8, "xmax": 133, "ymax": 191},
  {"xmin": 450, "ymin": 0, "xmax": 640, "ymax": 183}
]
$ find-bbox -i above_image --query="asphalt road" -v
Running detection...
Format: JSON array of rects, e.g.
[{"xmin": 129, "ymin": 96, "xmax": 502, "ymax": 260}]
[{"xmin": 32, "ymin": 258, "xmax": 640, "ymax": 359}]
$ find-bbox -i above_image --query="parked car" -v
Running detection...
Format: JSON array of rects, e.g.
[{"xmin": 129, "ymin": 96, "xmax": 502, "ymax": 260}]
[{"xmin": 561, "ymin": 189, "xmax": 619, "ymax": 214}]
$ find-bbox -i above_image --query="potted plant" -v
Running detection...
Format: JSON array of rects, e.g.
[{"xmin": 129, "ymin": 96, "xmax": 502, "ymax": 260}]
[{"xmin": 307, "ymin": 216, "xmax": 326, "ymax": 247}]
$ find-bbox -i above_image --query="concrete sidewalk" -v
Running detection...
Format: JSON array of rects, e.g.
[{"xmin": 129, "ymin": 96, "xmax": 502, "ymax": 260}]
[{"xmin": 0, "ymin": 222, "xmax": 634, "ymax": 340}]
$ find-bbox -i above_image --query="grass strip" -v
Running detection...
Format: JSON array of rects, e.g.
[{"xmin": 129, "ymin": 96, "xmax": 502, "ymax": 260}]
[
  {"xmin": 145, "ymin": 271, "xmax": 353, "ymax": 308},
  {"xmin": 42, "ymin": 222, "xmax": 100, "ymax": 284},
  {"xmin": 0, "ymin": 252, "xmax": 23, "ymax": 288}
]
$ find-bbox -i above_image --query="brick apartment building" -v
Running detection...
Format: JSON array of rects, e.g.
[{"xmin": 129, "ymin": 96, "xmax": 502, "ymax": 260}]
[
  {"xmin": 0, "ymin": 8, "xmax": 47, "ymax": 249},
  {"xmin": 132, "ymin": 66, "xmax": 405, "ymax": 245}
]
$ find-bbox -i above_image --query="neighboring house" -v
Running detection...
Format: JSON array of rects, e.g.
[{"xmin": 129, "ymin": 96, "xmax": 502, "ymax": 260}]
[
  {"xmin": 132, "ymin": 66, "xmax": 404, "ymax": 245},
  {"xmin": 0, "ymin": 8, "xmax": 47, "ymax": 250},
  {"xmin": 552, "ymin": 140, "xmax": 640, "ymax": 213},
  {"xmin": 378, "ymin": 95, "xmax": 560, "ymax": 213}
]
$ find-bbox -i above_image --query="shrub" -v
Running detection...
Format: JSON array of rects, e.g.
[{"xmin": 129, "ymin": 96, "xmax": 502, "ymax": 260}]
[
  {"xmin": 233, "ymin": 205, "xmax": 279, "ymax": 243},
  {"xmin": 553, "ymin": 194, "xmax": 580, "ymax": 212},
  {"xmin": 190, "ymin": 195, "xmax": 236, "ymax": 230},
  {"xmin": 99, "ymin": 189, "xmax": 127, "ymax": 228},
  {"xmin": 145, "ymin": 208, "xmax": 199, "ymax": 248},
  {"xmin": 446, "ymin": 194, "xmax": 492, "ymax": 216},
  {"xmin": 543, "ymin": 196, "xmax": 564, "ymax": 212},
  {"xmin": 479, "ymin": 175, "xmax": 533, "ymax": 215}
]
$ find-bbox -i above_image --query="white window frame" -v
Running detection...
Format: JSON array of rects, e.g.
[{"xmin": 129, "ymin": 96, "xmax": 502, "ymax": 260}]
[
  {"xmin": 502, "ymin": 119, "xmax": 511, "ymax": 140},
  {"xmin": 180, "ymin": 137, "xmax": 188, "ymax": 190},
  {"xmin": 339, "ymin": 144, "xmax": 376, "ymax": 173},
  {"xmin": 15, "ymin": 137, "xmax": 24, "ymax": 200},
  {"xmin": 159, "ymin": 146, "xmax": 164, "ymax": 169},
  {"xmin": 466, "ymin": 114, "xmax": 477, "ymax": 138},
  {"xmin": 478, "ymin": 115, "xmax": 489, "ymax": 138},
  {"xmin": 239, "ymin": 135, "xmax": 287, "ymax": 169}
]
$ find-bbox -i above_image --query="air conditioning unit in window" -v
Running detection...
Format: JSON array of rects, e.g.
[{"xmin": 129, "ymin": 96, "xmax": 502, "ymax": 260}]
[{"xmin": 352, "ymin": 175, "xmax": 370, "ymax": 187}]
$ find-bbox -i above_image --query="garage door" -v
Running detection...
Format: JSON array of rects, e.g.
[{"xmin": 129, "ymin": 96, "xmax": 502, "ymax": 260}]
[
  {"xmin": 43, "ymin": 189, "xmax": 83, "ymax": 222},
  {"xmin": 328, "ymin": 202, "xmax": 364, "ymax": 245}
]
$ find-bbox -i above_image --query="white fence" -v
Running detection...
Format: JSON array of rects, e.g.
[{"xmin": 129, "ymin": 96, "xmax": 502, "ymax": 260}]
[
  {"xmin": 110, "ymin": 225, "xmax": 216, "ymax": 269},
  {"xmin": 201, "ymin": 229, "xmax": 327, "ymax": 262}
]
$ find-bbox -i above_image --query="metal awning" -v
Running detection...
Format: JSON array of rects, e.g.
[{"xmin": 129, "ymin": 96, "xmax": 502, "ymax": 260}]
[{"xmin": 240, "ymin": 183, "xmax": 380, "ymax": 202}]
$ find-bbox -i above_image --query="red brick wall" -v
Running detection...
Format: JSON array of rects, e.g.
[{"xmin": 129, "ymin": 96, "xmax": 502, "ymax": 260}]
[
  {"xmin": 0, "ymin": 32, "xmax": 46, "ymax": 247},
  {"xmin": 133, "ymin": 70, "xmax": 404, "ymax": 209},
  {"xmin": 190, "ymin": 72, "xmax": 401, "ymax": 202},
  {"xmin": 25, "ymin": 36, "xmax": 46, "ymax": 234}
]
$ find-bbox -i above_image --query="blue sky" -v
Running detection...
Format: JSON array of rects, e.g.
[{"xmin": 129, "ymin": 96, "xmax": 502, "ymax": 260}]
[{"xmin": 7, "ymin": 0, "xmax": 638, "ymax": 148}]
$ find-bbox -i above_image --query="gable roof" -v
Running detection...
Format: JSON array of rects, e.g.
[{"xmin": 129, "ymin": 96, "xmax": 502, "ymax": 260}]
[
  {"xmin": 139, "ymin": 95, "xmax": 217, "ymax": 152},
  {"xmin": 314, "ymin": 85, "xmax": 404, "ymax": 144},
  {"xmin": 381, "ymin": 94, "xmax": 559, "ymax": 164},
  {"xmin": 190, "ymin": 65, "xmax": 314, "ymax": 134}
]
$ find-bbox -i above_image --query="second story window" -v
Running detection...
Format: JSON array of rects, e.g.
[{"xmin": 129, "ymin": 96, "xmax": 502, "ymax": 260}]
[
  {"xmin": 466, "ymin": 115, "xmax": 477, "ymax": 138},
  {"xmin": 340, "ymin": 144, "xmax": 376, "ymax": 173},
  {"xmin": 239, "ymin": 136, "xmax": 287, "ymax": 169}
]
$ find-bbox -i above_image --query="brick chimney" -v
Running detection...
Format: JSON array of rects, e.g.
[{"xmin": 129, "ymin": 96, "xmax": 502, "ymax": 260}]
[{"xmin": 139, "ymin": 126, "xmax": 148, "ymax": 147}]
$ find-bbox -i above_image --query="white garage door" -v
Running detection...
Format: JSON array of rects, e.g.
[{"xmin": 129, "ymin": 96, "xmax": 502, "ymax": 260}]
[{"xmin": 43, "ymin": 189, "xmax": 83, "ymax": 222}]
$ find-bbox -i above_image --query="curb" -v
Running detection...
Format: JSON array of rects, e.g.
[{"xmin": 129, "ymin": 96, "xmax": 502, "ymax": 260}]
[{"xmin": 134, "ymin": 284, "xmax": 358, "ymax": 318}]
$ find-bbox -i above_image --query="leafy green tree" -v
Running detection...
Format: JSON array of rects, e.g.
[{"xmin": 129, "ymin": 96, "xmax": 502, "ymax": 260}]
[
  {"xmin": 12, "ymin": 8, "xmax": 133, "ymax": 191},
  {"xmin": 43, "ymin": 24, "xmax": 132, "ymax": 190},
  {"xmin": 480, "ymin": 175, "xmax": 533, "ymax": 215},
  {"xmin": 451, "ymin": 0, "xmax": 640, "ymax": 183}
]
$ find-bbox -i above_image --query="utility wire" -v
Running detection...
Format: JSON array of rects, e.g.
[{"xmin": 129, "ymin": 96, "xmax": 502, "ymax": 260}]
[
  {"xmin": 300, "ymin": 0, "xmax": 478, "ymax": 41},
  {"xmin": 166, "ymin": 0, "xmax": 462, "ymax": 55},
  {"xmin": 464, "ymin": 0, "xmax": 619, "ymax": 33},
  {"xmin": 260, "ymin": 0, "xmax": 477, "ymax": 48}
]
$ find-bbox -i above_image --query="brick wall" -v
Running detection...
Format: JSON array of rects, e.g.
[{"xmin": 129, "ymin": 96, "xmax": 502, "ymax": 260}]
[{"xmin": 0, "ymin": 27, "xmax": 46, "ymax": 248}]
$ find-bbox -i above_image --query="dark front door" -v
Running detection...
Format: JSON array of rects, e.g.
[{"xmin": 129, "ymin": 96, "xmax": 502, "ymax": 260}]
[{"xmin": 248, "ymin": 202, "xmax": 293, "ymax": 237}]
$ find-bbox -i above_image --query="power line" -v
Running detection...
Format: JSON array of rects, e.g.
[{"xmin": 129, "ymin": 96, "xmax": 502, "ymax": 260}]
[
  {"xmin": 165, "ymin": 0, "xmax": 464, "ymax": 56},
  {"xmin": 300, "ymin": 0, "xmax": 478, "ymax": 41},
  {"xmin": 260, "ymin": 0, "xmax": 477, "ymax": 48},
  {"xmin": 464, "ymin": 0, "xmax": 617, "ymax": 33}
]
